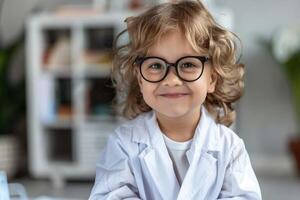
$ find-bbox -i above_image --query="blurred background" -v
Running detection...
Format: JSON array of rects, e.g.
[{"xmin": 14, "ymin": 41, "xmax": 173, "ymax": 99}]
[{"xmin": 1, "ymin": 0, "xmax": 300, "ymax": 199}]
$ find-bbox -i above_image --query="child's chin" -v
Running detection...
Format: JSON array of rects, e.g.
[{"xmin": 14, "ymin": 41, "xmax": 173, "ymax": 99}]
[{"xmin": 155, "ymin": 109, "xmax": 191, "ymax": 119}]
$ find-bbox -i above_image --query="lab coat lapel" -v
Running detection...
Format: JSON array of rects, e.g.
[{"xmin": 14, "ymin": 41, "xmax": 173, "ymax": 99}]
[
  {"xmin": 137, "ymin": 112, "xmax": 180, "ymax": 200},
  {"xmin": 178, "ymin": 150, "xmax": 217, "ymax": 199},
  {"xmin": 177, "ymin": 107, "xmax": 220, "ymax": 200}
]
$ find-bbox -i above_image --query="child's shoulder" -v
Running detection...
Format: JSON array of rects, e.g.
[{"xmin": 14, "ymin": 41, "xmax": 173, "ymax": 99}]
[
  {"xmin": 203, "ymin": 107, "xmax": 243, "ymax": 150},
  {"xmin": 213, "ymin": 122, "xmax": 244, "ymax": 151},
  {"xmin": 117, "ymin": 111, "xmax": 151, "ymax": 132},
  {"xmin": 109, "ymin": 111, "xmax": 153, "ymax": 145}
]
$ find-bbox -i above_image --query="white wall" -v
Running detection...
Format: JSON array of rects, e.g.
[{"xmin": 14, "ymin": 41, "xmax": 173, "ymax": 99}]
[
  {"xmin": 218, "ymin": 0, "xmax": 300, "ymax": 172},
  {"xmin": 0, "ymin": 0, "xmax": 91, "ymax": 46}
]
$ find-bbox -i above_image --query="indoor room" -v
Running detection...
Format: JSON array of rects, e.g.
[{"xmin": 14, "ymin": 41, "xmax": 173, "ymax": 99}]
[{"xmin": 1, "ymin": 0, "xmax": 300, "ymax": 199}]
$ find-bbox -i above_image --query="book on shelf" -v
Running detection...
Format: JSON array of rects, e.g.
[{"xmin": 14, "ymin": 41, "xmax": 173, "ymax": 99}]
[
  {"xmin": 55, "ymin": 78, "xmax": 73, "ymax": 120},
  {"xmin": 42, "ymin": 30, "xmax": 71, "ymax": 71},
  {"xmin": 38, "ymin": 75, "xmax": 73, "ymax": 125},
  {"xmin": 85, "ymin": 77, "xmax": 115, "ymax": 119}
]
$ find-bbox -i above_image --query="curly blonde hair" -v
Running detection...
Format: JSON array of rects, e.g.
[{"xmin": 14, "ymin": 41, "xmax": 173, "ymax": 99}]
[{"xmin": 112, "ymin": 0, "xmax": 244, "ymax": 127}]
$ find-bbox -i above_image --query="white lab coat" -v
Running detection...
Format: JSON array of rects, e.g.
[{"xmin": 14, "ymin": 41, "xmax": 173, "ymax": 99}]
[{"xmin": 89, "ymin": 107, "xmax": 262, "ymax": 200}]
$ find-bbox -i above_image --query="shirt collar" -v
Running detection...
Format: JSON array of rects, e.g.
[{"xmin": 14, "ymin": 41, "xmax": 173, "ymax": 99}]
[{"xmin": 131, "ymin": 106, "xmax": 221, "ymax": 152}]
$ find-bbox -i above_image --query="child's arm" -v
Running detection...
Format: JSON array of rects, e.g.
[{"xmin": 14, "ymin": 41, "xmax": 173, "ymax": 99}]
[
  {"xmin": 217, "ymin": 140, "xmax": 262, "ymax": 200},
  {"xmin": 89, "ymin": 134, "xmax": 141, "ymax": 200}
]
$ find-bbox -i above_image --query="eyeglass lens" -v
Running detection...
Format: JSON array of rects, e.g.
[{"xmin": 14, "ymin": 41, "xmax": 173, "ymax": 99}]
[{"xmin": 140, "ymin": 57, "xmax": 204, "ymax": 82}]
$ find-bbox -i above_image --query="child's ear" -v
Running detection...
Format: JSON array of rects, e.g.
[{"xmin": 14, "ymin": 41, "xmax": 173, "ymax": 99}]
[{"xmin": 207, "ymin": 71, "xmax": 217, "ymax": 93}]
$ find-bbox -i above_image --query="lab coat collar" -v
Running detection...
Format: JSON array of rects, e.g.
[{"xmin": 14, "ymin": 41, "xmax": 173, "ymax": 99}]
[
  {"xmin": 132, "ymin": 106, "xmax": 221, "ymax": 153},
  {"xmin": 137, "ymin": 111, "xmax": 181, "ymax": 199},
  {"xmin": 134, "ymin": 106, "xmax": 221, "ymax": 199},
  {"xmin": 178, "ymin": 107, "xmax": 220, "ymax": 199},
  {"xmin": 188, "ymin": 106, "xmax": 221, "ymax": 157}
]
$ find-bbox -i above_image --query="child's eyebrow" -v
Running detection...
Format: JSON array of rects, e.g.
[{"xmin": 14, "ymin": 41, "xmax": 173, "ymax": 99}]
[
  {"xmin": 144, "ymin": 54, "xmax": 203, "ymax": 59},
  {"xmin": 144, "ymin": 54, "xmax": 167, "ymax": 59}
]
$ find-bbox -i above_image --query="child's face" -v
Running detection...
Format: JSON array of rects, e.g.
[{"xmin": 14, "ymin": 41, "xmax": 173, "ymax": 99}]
[{"xmin": 137, "ymin": 31, "xmax": 216, "ymax": 120}]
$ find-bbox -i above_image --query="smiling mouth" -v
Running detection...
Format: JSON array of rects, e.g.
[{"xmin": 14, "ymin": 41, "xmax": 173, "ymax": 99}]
[{"xmin": 159, "ymin": 93, "xmax": 189, "ymax": 98}]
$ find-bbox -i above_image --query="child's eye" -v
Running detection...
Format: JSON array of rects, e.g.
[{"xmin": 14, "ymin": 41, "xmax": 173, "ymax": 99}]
[
  {"xmin": 182, "ymin": 62, "xmax": 195, "ymax": 68},
  {"xmin": 181, "ymin": 62, "xmax": 196, "ymax": 69},
  {"xmin": 149, "ymin": 63, "xmax": 163, "ymax": 70}
]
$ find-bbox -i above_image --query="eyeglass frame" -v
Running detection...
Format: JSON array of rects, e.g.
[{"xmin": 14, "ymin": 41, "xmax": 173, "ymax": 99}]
[{"xmin": 134, "ymin": 55, "xmax": 209, "ymax": 83}]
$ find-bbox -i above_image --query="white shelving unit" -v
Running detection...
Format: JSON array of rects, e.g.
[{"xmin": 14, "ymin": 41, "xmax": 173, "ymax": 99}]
[{"xmin": 26, "ymin": 12, "xmax": 130, "ymax": 187}]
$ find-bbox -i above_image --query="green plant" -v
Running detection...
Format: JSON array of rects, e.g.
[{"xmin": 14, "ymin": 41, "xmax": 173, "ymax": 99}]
[
  {"xmin": 265, "ymin": 26, "xmax": 300, "ymax": 127},
  {"xmin": 0, "ymin": 36, "xmax": 25, "ymax": 135}
]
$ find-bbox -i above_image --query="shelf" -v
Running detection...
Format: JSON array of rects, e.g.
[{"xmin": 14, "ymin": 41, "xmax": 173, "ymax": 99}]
[
  {"xmin": 84, "ymin": 77, "xmax": 115, "ymax": 120},
  {"xmin": 46, "ymin": 128, "xmax": 74, "ymax": 163},
  {"xmin": 83, "ymin": 27, "xmax": 114, "ymax": 51},
  {"xmin": 43, "ymin": 119, "xmax": 73, "ymax": 129},
  {"xmin": 81, "ymin": 64, "xmax": 112, "ymax": 77},
  {"xmin": 42, "ymin": 67, "xmax": 72, "ymax": 77},
  {"xmin": 27, "ymin": 12, "xmax": 128, "ymax": 183},
  {"xmin": 42, "ymin": 28, "xmax": 72, "ymax": 68}
]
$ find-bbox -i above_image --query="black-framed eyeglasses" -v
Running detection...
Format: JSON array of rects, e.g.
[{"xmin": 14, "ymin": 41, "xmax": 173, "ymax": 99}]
[{"xmin": 134, "ymin": 56, "xmax": 209, "ymax": 83}]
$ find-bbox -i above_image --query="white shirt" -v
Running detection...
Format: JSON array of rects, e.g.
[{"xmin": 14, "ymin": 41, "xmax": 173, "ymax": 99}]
[
  {"xmin": 89, "ymin": 106, "xmax": 262, "ymax": 200},
  {"xmin": 163, "ymin": 134, "xmax": 192, "ymax": 185}
]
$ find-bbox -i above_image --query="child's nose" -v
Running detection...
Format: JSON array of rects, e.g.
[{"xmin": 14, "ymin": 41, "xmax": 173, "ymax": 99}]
[{"xmin": 161, "ymin": 67, "xmax": 183, "ymax": 86}]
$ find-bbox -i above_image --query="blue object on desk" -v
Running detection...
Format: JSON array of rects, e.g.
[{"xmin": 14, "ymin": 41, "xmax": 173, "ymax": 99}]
[
  {"xmin": 9, "ymin": 183, "xmax": 28, "ymax": 200},
  {"xmin": 0, "ymin": 171, "xmax": 10, "ymax": 200},
  {"xmin": 0, "ymin": 171, "xmax": 28, "ymax": 200}
]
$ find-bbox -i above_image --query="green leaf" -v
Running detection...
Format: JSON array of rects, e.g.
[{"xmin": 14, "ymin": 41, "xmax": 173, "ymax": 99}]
[{"xmin": 282, "ymin": 50, "xmax": 300, "ymax": 82}]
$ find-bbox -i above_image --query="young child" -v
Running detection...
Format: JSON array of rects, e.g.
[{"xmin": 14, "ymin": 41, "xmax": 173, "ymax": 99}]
[{"xmin": 89, "ymin": 1, "xmax": 262, "ymax": 199}]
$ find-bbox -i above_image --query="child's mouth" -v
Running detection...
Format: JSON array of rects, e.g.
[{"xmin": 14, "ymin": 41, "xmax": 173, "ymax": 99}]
[{"xmin": 159, "ymin": 93, "xmax": 189, "ymax": 98}]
